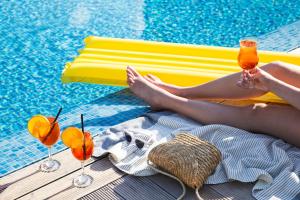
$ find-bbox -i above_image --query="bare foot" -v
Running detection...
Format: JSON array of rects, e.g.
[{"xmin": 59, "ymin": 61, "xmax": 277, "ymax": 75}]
[
  {"xmin": 143, "ymin": 74, "xmax": 182, "ymax": 96},
  {"xmin": 126, "ymin": 66, "xmax": 173, "ymax": 110}
]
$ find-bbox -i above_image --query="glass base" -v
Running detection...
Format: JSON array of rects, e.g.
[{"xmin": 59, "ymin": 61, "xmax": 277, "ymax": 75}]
[
  {"xmin": 73, "ymin": 174, "xmax": 93, "ymax": 188},
  {"xmin": 40, "ymin": 159, "xmax": 60, "ymax": 172}
]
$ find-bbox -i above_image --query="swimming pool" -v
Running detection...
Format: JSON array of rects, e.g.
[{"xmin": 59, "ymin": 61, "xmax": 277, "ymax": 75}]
[{"xmin": 0, "ymin": 0, "xmax": 299, "ymax": 176}]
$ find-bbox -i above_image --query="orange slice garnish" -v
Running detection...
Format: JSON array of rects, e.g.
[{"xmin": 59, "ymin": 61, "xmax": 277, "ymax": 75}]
[
  {"xmin": 71, "ymin": 132, "xmax": 94, "ymax": 160},
  {"xmin": 28, "ymin": 115, "xmax": 51, "ymax": 139},
  {"xmin": 82, "ymin": 132, "xmax": 93, "ymax": 148},
  {"xmin": 83, "ymin": 132, "xmax": 92, "ymax": 142},
  {"xmin": 61, "ymin": 127, "xmax": 84, "ymax": 148}
]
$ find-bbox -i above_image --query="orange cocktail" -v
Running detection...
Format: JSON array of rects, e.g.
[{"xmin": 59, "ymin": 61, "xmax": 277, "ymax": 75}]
[
  {"xmin": 71, "ymin": 132, "xmax": 94, "ymax": 161},
  {"xmin": 40, "ymin": 117, "xmax": 60, "ymax": 146},
  {"xmin": 61, "ymin": 114, "xmax": 94, "ymax": 188},
  {"xmin": 27, "ymin": 108, "xmax": 62, "ymax": 172},
  {"xmin": 237, "ymin": 39, "xmax": 259, "ymax": 87}
]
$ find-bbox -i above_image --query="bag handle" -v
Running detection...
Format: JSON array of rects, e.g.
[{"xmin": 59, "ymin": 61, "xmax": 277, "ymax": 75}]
[{"xmin": 147, "ymin": 160, "xmax": 202, "ymax": 200}]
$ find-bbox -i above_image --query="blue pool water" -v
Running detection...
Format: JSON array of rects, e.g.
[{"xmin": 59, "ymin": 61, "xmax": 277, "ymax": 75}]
[{"xmin": 0, "ymin": 0, "xmax": 299, "ymax": 176}]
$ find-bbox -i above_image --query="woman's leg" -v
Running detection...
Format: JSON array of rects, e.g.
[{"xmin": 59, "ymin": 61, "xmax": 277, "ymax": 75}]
[
  {"xmin": 143, "ymin": 62, "xmax": 300, "ymax": 100},
  {"xmin": 127, "ymin": 69, "xmax": 300, "ymax": 147}
]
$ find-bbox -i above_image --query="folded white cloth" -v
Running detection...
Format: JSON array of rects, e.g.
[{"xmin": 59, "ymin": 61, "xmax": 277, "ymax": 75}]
[{"xmin": 93, "ymin": 111, "xmax": 300, "ymax": 200}]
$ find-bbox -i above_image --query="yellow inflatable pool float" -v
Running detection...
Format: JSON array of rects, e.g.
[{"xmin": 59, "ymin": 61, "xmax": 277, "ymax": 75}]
[{"xmin": 62, "ymin": 36, "xmax": 300, "ymax": 103}]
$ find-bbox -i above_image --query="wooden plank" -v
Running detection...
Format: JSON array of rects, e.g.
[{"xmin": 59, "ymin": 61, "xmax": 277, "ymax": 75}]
[
  {"xmin": 18, "ymin": 158, "xmax": 124, "ymax": 200},
  {"xmin": 80, "ymin": 182, "xmax": 125, "ymax": 200},
  {"xmin": 108, "ymin": 176, "xmax": 175, "ymax": 200},
  {"xmin": 148, "ymin": 174, "xmax": 230, "ymax": 200},
  {"xmin": 0, "ymin": 149, "xmax": 96, "ymax": 200},
  {"xmin": 209, "ymin": 181, "xmax": 255, "ymax": 200},
  {"xmin": 146, "ymin": 174, "xmax": 182, "ymax": 198},
  {"xmin": 82, "ymin": 173, "xmax": 247, "ymax": 200}
]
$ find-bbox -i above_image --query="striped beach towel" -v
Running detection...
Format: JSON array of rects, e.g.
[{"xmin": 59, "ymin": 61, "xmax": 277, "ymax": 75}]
[{"xmin": 93, "ymin": 111, "xmax": 300, "ymax": 200}]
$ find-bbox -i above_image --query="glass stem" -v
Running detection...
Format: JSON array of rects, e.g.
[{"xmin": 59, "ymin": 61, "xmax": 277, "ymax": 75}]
[
  {"xmin": 81, "ymin": 161, "xmax": 85, "ymax": 175},
  {"xmin": 242, "ymin": 70, "xmax": 245, "ymax": 83},
  {"xmin": 48, "ymin": 147, "xmax": 52, "ymax": 161}
]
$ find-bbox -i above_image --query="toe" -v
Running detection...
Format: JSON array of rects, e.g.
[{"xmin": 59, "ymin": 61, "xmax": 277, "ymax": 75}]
[
  {"xmin": 148, "ymin": 74, "xmax": 157, "ymax": 80},
  {"xmin": 144, "ymin": 75, "xmax": 153, "ymax": 82},
  {"xmin": 126, "ymin": 69, "xmax": 134, "ymax": 76},
  {"xmin": 126, "ymin": 72, "xmax": 135, "ymax": 85},
  {"xmin": 127, "ymin": 66, "xmax": 141, "ymax": 77},
  {"xmin": 127, "ymin": 80, "xmax": 132, "ymax": 86},
  {"xmin": 128, "ymin": 77, "xmax": 134, "ymax": 85},
  {"xmin": 146, "ymin": 74, "xmax": 153, "ymax": 80},
  {"xmin": 147, "ymin": 74, "xmax": 154, "ymax": 79},
  {"xmin": 127, "ymin": 73, "xmax": 134, "ymax": 79}
]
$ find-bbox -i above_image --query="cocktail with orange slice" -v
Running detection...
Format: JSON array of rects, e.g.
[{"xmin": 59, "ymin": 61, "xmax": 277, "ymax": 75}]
[
  {"xmin": 61, "ymin": 114, "xmax": 94, "ymax": 188},
  {"xmin": 237, "ymin": 38, "xmax": 259, "ymax": 87},
  {"xmin": 27, "ymin": 108, "xmax": 62, "ymax": 172}
]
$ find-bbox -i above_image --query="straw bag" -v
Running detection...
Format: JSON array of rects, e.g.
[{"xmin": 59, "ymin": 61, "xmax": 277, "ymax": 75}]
[{"xmin": 147, "ymin": 133, "xmax": 221, "ymax": 200}]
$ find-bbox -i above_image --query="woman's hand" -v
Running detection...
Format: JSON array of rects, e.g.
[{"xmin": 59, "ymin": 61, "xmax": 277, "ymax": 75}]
[{"xmin": 238, "ymin": 68, "xmax": 275, "ymax": 92}]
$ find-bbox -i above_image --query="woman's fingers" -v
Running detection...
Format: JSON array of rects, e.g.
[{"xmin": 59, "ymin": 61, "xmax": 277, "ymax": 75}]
[{"xmin": 245, "ymin": 68, "xmax": 261, "ymax": 80}]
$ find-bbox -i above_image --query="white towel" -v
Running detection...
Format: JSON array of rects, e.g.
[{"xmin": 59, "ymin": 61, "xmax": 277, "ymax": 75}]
[{"xmin": 93, "ymin": 111, "xmax": 300, "ymax": 200}]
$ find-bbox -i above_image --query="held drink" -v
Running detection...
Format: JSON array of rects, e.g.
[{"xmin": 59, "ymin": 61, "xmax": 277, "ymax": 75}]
[{"xmin": 238, "ymin": 39, "xmax": 259, "ymax": 70}]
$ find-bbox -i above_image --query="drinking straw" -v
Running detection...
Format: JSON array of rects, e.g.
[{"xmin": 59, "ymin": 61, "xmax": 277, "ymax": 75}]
[
  {"xmin": 53, "ymin": 107, "xmax": 63, "ymax": 124},
  {"xmin": 81, "ymin": 114, "xmax": 87, "ymax": 160},
  {"xmin": 42, "ymin": 107, "xmax": 63, "ymax": 142}
]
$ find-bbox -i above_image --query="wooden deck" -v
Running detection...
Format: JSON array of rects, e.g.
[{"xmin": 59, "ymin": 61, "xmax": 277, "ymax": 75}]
[{"xmin": 0, "ymin": 148, "xmax": 255, "ymax": 200}]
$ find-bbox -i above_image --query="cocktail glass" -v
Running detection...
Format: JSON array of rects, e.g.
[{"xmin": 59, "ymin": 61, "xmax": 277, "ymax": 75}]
[
  {"xmin": 28, "ymin": 108, "xmax": 62, "ymax": 172},
  {"xmin": 61, "ymin": 114, "xmax": 94, "ymax": 188},
  {"xmin": 237, "ymin": 38, "xmax": 259, "ymax": 88},
  {"xmin": 71, "ymin": 131, "xmax": 94, "ymax": 188}
]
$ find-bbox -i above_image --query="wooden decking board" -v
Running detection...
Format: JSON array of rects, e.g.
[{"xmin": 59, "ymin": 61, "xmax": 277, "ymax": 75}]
[
  {"xmin": 196, "ymin": 186, "xmax": 233, "ymax": 200},
  {"xmin": 108, "ymin": 175, "xmax": 175, "ymax": 200},
  {"xmin": 146, "ymin": 174, "xmax": 183, "ymax": 198},
  {"xmin": 209, "ymin": 181, "xmax": 255, "ymax": 200},
  {"xmin": 0, "ymin": 149, "xmax": 95, "ymax": 200},
  {"xmin": 148, "ymin": 174, "xmax": 233, "ymax": 200},
  {"xmin": 80, "ymin": 183, "xmax": 126, "ymax": 200},
  {"xmin": 18, "ymin": 158, "xmax": 124, "ymax": 200},
  {"xmin": 82, "ymin": 173, "xmax": 244, "ymax": 200}
]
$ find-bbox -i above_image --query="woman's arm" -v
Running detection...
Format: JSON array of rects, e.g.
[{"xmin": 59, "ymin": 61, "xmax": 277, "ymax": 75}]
[{"xmin": 249, "ymin": 68, "xmax": 300, "ymax": 110}]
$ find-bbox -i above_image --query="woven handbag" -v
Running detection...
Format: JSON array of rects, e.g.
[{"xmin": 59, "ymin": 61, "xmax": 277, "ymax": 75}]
[{"xmin": 147, "ymin": 133, "xmax": 221, "ymax": 200}]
